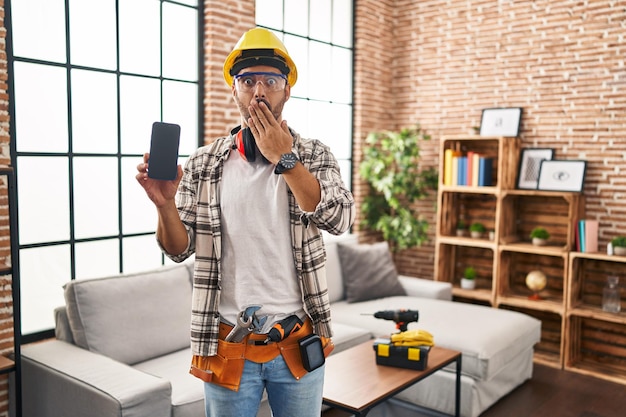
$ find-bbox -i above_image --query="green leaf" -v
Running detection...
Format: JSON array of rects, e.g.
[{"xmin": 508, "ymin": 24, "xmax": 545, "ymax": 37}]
[{"xmin": 359, "ymin": 124, "xmax": 439, "ymax": 252}]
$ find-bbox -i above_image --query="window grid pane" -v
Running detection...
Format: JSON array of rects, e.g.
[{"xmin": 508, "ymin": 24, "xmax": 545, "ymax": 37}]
[
  {"xmin": 13, "ymin": 62, "xmax": 68, "ymax": 153},
  {"xmin": 10, "ymin": 0, "xmax": 201, "ymax": 338},
  {"xmin": 10, "ymin": 0, "xmax": 66, "ymax": 62},
  {"xmin": 257, "ymin": 0, "xmax": 353, "ymax": 190},
  {"xmin": 69, "ymin": 0, "xmax": 117, "ymax": 70}
]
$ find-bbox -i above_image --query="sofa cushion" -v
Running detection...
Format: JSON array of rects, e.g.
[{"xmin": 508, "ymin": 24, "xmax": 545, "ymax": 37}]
[
  {"xmin": 329, "ymin": 322, "xmax": 373, "ymax": 354},
  {"xmin": 330, "ymin": 296, "xmax": 541, "ymax": 381},
  {"xmin": 21, "ymin": 340, "xmax": 173, "ymax": 417},
  {"xmin": 337, "ymin": 241, "xmax": 406, "ymax": 303},
  {"xmin": 324, "ymin": 233, "xmax": 358, "ymax": 303},
  {"xmin": 325, "ymin": 238, "xmax": 345, "ymax": 303},
  {"xmin": 64, "ymin": 262, "xmax": 193, "ymax": 365},
  {"xmin": 134, "ymin": 348, "xmax": 204, "ymax": 417}
]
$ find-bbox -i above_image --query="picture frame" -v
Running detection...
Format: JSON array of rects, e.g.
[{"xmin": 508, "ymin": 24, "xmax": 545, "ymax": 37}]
[
  {"xmin": 516, "ymin": 148, "xmax": 555, "ymax": 189},
  {"xmin": 479, "ymin": 107, "xmax": 523, "ymax": 137},
  {"xmin": 537, "ymin": 160, "xmax": 587, "ymax": 192}
]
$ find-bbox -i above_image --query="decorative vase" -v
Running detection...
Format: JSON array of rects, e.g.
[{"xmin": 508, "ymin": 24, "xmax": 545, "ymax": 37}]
[
  {"xmin": 532, "ymin": 237, "xmax": 548, "ymax": 246},
  {"xmin": 614, "ymin": 246, "xmax": 626, "ymax": 256},
  {"xmin": 602, "ymin": 275, "xmax": 621, "ymax": 313},
  {"xmin": 460, "ymin": 278, "xmax": 476, "ymax": 290},
  {"xmin": 470, "ymin": 231, "xmax": 482, "ymax": 239}
]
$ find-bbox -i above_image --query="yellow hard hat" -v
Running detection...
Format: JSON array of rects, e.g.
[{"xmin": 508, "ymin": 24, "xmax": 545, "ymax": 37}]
[{"xmin": 223, "ymin": 27, "xmax": 298, "ymax": 87}]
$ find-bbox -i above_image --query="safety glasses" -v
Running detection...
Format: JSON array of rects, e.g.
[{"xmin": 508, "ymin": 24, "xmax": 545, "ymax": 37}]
[{"xmin": 234, "ymin": 72, "xmax": 288, "ymax": 92}]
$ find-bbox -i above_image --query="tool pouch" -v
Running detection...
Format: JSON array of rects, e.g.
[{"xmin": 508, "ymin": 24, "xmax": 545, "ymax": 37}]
[
  {"xmin": 190, "ymin": 339, "xmax": 246, "ymax": 391},
  {"xmin": 299, "ymin": 334, "xmax": 325, "ymax": 372}
]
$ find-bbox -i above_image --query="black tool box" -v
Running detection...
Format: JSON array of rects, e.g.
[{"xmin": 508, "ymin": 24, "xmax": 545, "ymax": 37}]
[{"xmin": 372, "ymin": 338, "xmax": 431, "ymax": 370}]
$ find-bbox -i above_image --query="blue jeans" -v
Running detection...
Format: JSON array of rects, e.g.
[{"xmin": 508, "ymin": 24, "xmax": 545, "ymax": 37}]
[{"xmin": 203, "ymin": 355, "xmax": 325, "ymax": 417}]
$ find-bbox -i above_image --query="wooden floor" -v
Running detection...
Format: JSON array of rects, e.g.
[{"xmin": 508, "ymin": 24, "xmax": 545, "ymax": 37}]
[
  {"xmin": 480, "ymin": 363, "xmax": 626, "ymax": 417},
  {"xmin": 323, "ymin": 363, "xmax": 626, "ymax": 417}
]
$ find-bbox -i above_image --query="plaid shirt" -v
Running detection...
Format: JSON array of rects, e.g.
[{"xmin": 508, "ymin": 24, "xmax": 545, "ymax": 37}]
[{"xmin": 163, "ymin": 128, "xmax": 355, "ymax": 357}]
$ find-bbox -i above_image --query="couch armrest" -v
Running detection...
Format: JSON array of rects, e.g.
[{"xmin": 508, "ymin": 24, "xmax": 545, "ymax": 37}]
[
  {"xmin": 22, "ymin": 340, "xmax": 172, "ymax": 417},
  {"xmin": 54, "ymin": 306, "xmax": 74, "ymax": 343},
  {"xmin": 398, "ymin": 275, "xmax": 453, "ymax": 301}
]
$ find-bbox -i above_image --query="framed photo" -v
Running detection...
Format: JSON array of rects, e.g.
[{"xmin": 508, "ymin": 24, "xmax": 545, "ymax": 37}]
[
  {"xmin": 479, "ymin": 107, "xmax": 523, "ymax": 137},
  {"xmin": 537, "ymin": 160, "xmax": 587, "ymax": 192},
  {"xmin": 516, "ymin": 148, "xmax": 555, "ymax": 189}
]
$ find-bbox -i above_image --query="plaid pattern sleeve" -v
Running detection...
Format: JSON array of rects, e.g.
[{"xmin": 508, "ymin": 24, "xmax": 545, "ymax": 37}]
[
  {"xmin": 299, "ymin": 137, "xmax": 356, "ymax": 235},
  {"xmin": 291, "ymin": 132, "xmax": 356, "ymax": 338},
  {"xmin": 163, "ymin": 138, "xmax": 232, "ymax": 356}
]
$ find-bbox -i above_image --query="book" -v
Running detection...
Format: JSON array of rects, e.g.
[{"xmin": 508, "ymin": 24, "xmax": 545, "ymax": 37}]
[
  {"xmin": 466, "ymin": 151, "xmax": 474, "ymax": 186},
  {"xmin": 583, "ymin": 219, "xmax": 598, "ymax": 253},
  {"xmin": 458, "ymin": 157, "xmax": 467, "ymax": 185},
  {"xmin": 478, "ymin": 157, "xmax": 493, "ymax": 186},
  {"xmin": 471, "ymin": 152, "xmax": 480, "ymax": 186},
  {"xmin": 444, "ymin": 149, "xmax": 454, "ymax": 185},
  {"xmin": 451, "ymin": 155, "xmax": 459, "ymax": 186},
  {"xmin": 578, "ymin": 220, "xmax": 586, "ymax": 253}
]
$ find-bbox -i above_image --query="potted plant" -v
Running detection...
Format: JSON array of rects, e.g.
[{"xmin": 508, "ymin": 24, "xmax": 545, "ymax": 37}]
[
  {"xmin": 530, "ymin": 227, "xmax": 550, "ymax": 246},
  {"xmin": 611, "ymin": 236, "xmax": 626, "ymax": 256},
  {"xmin": 360, "ymin": 125, "xmax": 438, "ymax": 252},
  {"xmin": 461, "ymin": 266, "xmax": 477, "ymax": 289},
  {"xmin": 469, "ymin": 222, "xmax": 485, "ymax": 239},
  {"xmin": 456, "ymin": 219, "xmax": 468, "ymax": 237}
]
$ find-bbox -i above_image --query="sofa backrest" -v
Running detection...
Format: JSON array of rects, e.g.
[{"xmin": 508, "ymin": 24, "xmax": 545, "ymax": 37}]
[
  {"xmin": 325, "ymin": 233, "xmax": 358, "ymax": 303},
  {"xmin": 63, "ymin": 261, "xmax": 193, "ymax": 365}
]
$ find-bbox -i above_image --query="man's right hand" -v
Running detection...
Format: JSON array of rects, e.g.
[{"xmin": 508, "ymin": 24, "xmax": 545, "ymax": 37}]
[{"xmin": 136, "ymin": 153, "xmax": 183, "ymax": 208}]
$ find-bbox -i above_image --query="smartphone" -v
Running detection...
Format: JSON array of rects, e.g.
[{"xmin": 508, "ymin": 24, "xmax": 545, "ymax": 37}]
[{"xmin": 148, "ymin": 121, "xmax": 181, "ymax": 180}]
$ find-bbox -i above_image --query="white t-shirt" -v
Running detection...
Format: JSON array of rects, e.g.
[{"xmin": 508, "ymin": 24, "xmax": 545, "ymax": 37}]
[{"xmin": 219, "ymin": 149, "xmax": 304, "ymax": 332}]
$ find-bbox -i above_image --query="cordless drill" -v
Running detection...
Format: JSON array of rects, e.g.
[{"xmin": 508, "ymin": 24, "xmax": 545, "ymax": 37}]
[
  {"xmin": 265, "ymin": 315, "xmax": 303, "ymax": 343},
  {"xmin": 373, "ymin": 309, "xmax": 419, "ymax": 332}
]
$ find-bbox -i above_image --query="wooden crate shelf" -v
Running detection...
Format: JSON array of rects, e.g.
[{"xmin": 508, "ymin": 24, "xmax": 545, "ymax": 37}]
[
  {"xmin": 497, "ymin": 250, "xmax": 568, "ymax": 309},
  {"xmin": 565, "ymin": 315, "xmax": 626, "ymax": 385},
  {"xmin": 564, "ymin": 252, "xmax": 626, "ymax": 383},
  {"xmin": 436, "ymin": 243, "xmax": 495, "ymax": 301},
  {"xmin": 568, "ymin": 252, "xmax": 626, "ymax": 312},
  {"xmin": 499, "ymin": 191, "xmax": 583, "ymax": 250},
  {"xmin": 434, "ymin": 135, "xmax": 626, "ymax": 381},
  {"xmin": 438, "ymin": 135, "xmax": 520, "ymax": 190},
  {"xmin": 438, "ymin": 191, "xmax": 497, "ymax": 237},
  {"xmin": 452, "ymin": 295, "xmax": 492, "ymax": 307},
  {"xmin": 500, "ymin": 305, "xmax": 564, "ymax": 368}
]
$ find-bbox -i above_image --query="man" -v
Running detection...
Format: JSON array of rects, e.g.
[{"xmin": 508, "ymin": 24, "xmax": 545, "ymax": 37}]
[{"xmin": 136, "ymin": 27, "xmax": 355, "ymax": 417}]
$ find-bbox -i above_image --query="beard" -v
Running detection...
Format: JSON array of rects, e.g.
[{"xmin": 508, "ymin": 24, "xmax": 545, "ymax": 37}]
[{"xmin": 235, "ymin": 93, "xmax": 287, "ymax": 123}]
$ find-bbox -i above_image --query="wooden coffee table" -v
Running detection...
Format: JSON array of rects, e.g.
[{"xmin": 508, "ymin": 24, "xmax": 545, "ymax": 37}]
[{"xmin": 323, "ymin": 340, "xmax": 462, "ymax": 417}]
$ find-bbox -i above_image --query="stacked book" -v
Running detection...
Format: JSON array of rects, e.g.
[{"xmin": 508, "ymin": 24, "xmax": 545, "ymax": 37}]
[
  {"xmin": 575, "ymin": 219, "xmax": 598, "ymax": 253},
  {"xmin": 443, "ymin": 149, "xmax": 494, "ymax": 186}
]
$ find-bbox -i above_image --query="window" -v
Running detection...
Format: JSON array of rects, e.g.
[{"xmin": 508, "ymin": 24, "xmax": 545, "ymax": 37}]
[
  {"xmin": 255, "ymin": 0, "xmax": 354, "ymax": 188},
  {"xmin": 7, "ymin": 0, "xmax": 202, "ymax": 338}
]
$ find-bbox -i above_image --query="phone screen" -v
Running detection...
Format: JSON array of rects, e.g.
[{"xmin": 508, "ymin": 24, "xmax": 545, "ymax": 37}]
[{"xmin": 148, "ymin": 122, "xmax": 181, "ymax": 180}]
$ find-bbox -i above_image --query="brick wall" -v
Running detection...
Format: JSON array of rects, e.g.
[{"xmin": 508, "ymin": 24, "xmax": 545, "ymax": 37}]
[
  {"xmin": 353, "ymin": 0, "xmax": 626, "ymax": 279},
  {"xmin": 202, "ymin": 0, "xmax": 255, "ymax": 140},
  {"xmin": 0, "ymin": 0, "xmax": 624, "ymax": 411},
  {"xmin": 0, "ymin": 0, "xmax": 12, "ymax": 413}
]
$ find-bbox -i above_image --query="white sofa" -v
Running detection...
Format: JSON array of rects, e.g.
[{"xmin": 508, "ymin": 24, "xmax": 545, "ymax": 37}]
[
  {"xmin": 18, "ymin": 234, "xmax": 540, "ymax": 417},
  {"xmin": 323, "ymin": 235, "xmax": 541, "ymax": 417}
]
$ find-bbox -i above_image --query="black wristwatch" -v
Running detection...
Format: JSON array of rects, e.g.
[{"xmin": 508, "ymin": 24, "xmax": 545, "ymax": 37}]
[{"xmin": 274, "ymin": 152, "xmax": 299, "ymax": 174}]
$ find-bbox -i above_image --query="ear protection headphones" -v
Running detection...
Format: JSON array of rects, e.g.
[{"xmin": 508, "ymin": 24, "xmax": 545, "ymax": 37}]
[{"xmin": 235, "ymin": 127, "xmax": 269, "ymax": 164}]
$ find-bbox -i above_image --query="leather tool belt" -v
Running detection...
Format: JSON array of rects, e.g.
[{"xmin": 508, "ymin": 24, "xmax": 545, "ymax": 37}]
[{"xmin": 189, "ymin": 318, "xmax": 334, "ymax": 391}]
